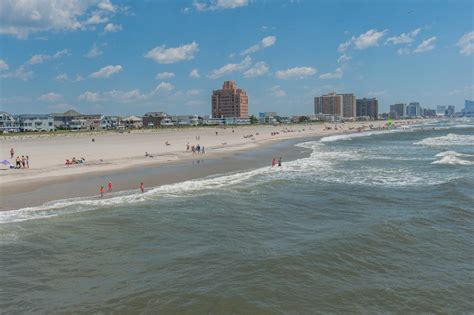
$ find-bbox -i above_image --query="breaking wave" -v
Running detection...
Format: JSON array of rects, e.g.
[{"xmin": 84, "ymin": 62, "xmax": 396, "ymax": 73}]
[{"xmin": 415, "ymin": 134, "xmax": 474, "ymax": 146}]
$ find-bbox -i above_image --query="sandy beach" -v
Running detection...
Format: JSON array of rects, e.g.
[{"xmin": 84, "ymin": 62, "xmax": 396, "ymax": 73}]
[{"xmin": 0, "ymin": 120, "xmax": 423, "ymax": 209}]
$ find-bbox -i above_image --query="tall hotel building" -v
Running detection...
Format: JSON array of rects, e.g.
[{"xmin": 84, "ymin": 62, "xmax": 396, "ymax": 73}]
[
  {"xmin": 356, "ymin": 98, "xmax": 379, "ymax": 119},
  {"xmin": 212, "ymin": 81, "xmax": 249, "ymax": 118},
  {"xmin": 314, "ymin": 92, "xmax": 356, "ymax": 118}
]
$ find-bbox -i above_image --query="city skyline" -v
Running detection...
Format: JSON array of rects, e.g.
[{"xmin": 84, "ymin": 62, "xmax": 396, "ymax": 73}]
[{"xmin": 0, "ymin": 0, "xmax": 473, "ymax": 116}]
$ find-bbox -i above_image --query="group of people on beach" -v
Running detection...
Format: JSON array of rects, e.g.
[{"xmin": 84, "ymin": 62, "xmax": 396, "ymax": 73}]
[
  {"xmin": 99, "ymin": 180, "xmax": 145, "ymax": 198},
  {"xmin": 272, "ymin": 157, "xmax": 282, "ymax": 167},
  {"xmin": 65, "ymin": 157, "xmax": 85, "ymax": 166},
  {"xmin": 10, "ymin": 148, "xmax": 29, "ymax": 169},
  {"xmin": 187, "ymin": 143, "xmax": 205, "ymax": 155}
]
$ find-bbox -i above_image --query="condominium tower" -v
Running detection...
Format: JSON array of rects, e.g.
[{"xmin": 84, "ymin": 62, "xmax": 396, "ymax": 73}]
[
  {"xmin": 212, "ymin": 81, "xmax": 249, "ymax": 118},
  {"xmin": 314, "ymin": 92, "xmax": 356, "ymax": 118}
]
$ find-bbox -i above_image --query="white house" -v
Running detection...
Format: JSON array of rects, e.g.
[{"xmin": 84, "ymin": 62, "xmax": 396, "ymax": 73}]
[
  {"xmin": 0, "ymin": 112, "xmax": 20, "ymax": 133},
  {"xmin": 17, "ymin": 114, "xmax": 55, "ymax": 132}
]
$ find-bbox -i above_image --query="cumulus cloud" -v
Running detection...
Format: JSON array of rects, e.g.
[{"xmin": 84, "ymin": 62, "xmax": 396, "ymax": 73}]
[
  {"xmin": 338, "ymin": 29, "xmax": 388, "ymax": 52},
  {"xmin": 56, "ymin": 73, "xmax": 83, "ymax": 82},
  {"xmin": 385, "ymin": 28, "xmax": 421, "ymax": 45},
  {"xmin": 90, "ymin": 64, "xmax": 123, "ymax": 78},
  {"xmin": 243, "ymin": 61, "xmax": 269, "ymax": 78},
  {"xmin": 319, "ymin": 67, "xmax": 343, "ymax": 79},
  {"xmin": 275, "ymin": 66, "xmax": 316, "ymax": 79},
  {"xmin": 154, "ymin": 82, "xmax": 175, "ymax": 93},
  {"xmin": 413, "ymin": 36, "xmax": 436, "ymax": 53},
  {"xmin": 186, "ymin": 89, "xmax": 201, "ymax": 96},
  {"xmin": 337, "ymin": 54, "xmax": 351, "ymax": 63},
  {"xmin": 78, "ymin": 91, "xmax": 102, "ymax": 102},
  {"xmin": 155, "ymin": 72, "xmax": 175, "ymax": 80},
  {"xmin": 457, "ymin": 31, "xmax": 474, "ymax": 56},
  {"xmin": 241, "ymin": 36, "xmax": 277, "ymax": 55},
  {"xmin": 189, "ymin": 68, "xmax": 200, "ymax": 78},
  {"xmin": 0, "ymin": 59, "xmax": 9, "ymax": 71},
  {"xmin": 192, "ymin": 0, "xmax": 248, "ymax": 11},
  {"xmin": 208, "ymin": 56, "xmax": 252, "ymax": 79},
  {"xmin": 269, "ymin": 85, "xmax": 286, "ymax": 97},
  {"xmin": 27, "ymin": 49, "xmax": 69, "ymax": 65},
  {"xmin": 145, "ymin": 42, "xmax": 199, "ymax": 64},
  {"xmin": 0, "ymin": 0, "xmax": 123, "ymax": 38},
  {"xmin": 38, "ymin": 92, "xmax": 62, "ymax": 102},
  {"xmin": 0, "ymin": 65, "xmax": 33, "ymax": 81},
  {"xmin": 84, "ymin": 43, "xmax": 103, "ymax": 58},
  {"xmin": 104, "ymin": 23, "xmax": 122, "ymax": 32}
]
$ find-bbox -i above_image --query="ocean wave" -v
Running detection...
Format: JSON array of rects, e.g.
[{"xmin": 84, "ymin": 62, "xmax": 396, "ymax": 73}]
[
  {"xmin": 415, "ymin": 133, "xmax": 474, "ymax": 146},
  {"xmin": 435, "ymin": 151, "xmax": 473, "ymax": 158},
  {"xmin": 432, "ymin": 155, "xmax": 474, "ymax": 166},
  {"xmin": 320, "ymin": 130, "xmax": 396, "ymax": 143}
]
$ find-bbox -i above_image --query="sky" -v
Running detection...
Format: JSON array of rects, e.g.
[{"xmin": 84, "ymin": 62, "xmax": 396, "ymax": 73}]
[{"xmin": 0, "ymin": 0, "xmax": 473, "ymax": 116}]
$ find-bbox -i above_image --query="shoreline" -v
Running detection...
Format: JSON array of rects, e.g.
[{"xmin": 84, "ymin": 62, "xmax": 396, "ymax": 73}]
[{"xmin": 0, "ymin": 120, "xmax": 428, "ymax": 210}]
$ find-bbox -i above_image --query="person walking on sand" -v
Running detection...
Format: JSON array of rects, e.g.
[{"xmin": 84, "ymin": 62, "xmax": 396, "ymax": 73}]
[
  {"xmin": 10, "ymin": 148, "xmax": 14, "ymax": 159},
  {"xmin": 108, "ymin": 180, "xmax": 113, "ymax": 192},
  {"xmin": 21, "ymin": 155, "xmax": 26, "ymax": 168},
  {"xmin": 140, "ymin": 182, "xmax": 145, "ymax": 193},
  {"xmin": 272, "ymin": 158, "xmax": 276, "ymax": 167},
  {"xmin": 100, "ymin": 185, "xmax": 105, "ymax": 198},
  {"xmin": 278, "ymin": 157, "xmax": 282, "ymax": 167}
]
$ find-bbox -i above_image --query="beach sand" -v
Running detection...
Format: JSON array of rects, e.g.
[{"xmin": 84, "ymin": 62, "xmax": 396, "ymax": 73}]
[{"xmin": 0, "ymin": 120, "xmax": 422, "ymax": 210}]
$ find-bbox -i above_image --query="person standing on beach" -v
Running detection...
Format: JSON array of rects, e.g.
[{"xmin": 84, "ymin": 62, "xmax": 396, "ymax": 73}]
[
  {"xmin": 140, "ymin": 182, "xmax": 145, "ymax": 193},
  {"xmin": 278, "ymin": 157, "xmax": 282, "ymax": 167},
  {"xmin": 10, "ymin": 148, "xmax": 14, "ymax": 159},
  {"xmin": 108, "ymin": 180, "xmax": 113, "ymax": 192},
  {"xmin": 100, "ymin": 186, "xmax": 105, "ymax": 198},
  {"xmin": 202, "ymin": 146, "xmax": 205, "ymax": 154},
  {"xmin": 272, "ymin": 158, "xmax": 276, "ymax": 167},
  {"xmin": 21, "ymin": 156, "xmax": 26, "ymax": 168},
  {"xmin": 26, "ymin": 156, "xmax": 29, "ymax": 168}
]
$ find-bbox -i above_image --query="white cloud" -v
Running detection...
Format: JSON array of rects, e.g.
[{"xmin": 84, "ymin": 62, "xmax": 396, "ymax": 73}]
[
  {"xmin": 84, "ymin": 43, "xmax": 103, "ymax": 58},
  {"xmin": 269, "ymin": 85, "xmax": 286, "ymax": 97},
  {"xmin": 27, "ymin": 49, "xmax": 69, "ymax": 65},
  {"xmin": 193, "ymin": 0, "xmax": 248, "ymax": 11},
  {"xmin": 79, "ymin": 91, "xmax": 102, "ymax": 102},
  {"xmin": 275, "ymin": 66, "xmax": 316, "ymax": 80},
  {"xmin": 337, "ymin": 54, "xmax": 351, "ymax": 63},
  {"xmin": 385, "ymin": 28, "xmax": 421, "ymax": 45},
  {"xmin": 241, "ymin": 36, "xmax": 276, "ymax": 55},
  {"xmin": 338, "ymin": 29, "xmax": 388, "ymax": 52},
  {"xmin": 145, "ymin": 42, "xmax": 199, "ymax": 64},
  {"xmin": 413, "ymin": 36, "xmax": 436, "ymax": 53},
  {"xmin": 208, "ymin": 56, "xmax": 252, "ymax": 79},
  {"xmin": 38, "ymin": 92, "xmax": 62, "ymax": 102},
  {"xmin": 397, "ymin": 47, "xmax": 410, "ymax": 55},
  {"xmin": 457, "ymin": 31, "xmax": 474, "ymax": 56},
  {"xmin": 104, "ymin": 23, "xmax": 122, "ymax": 32},
  {"xmin": 0, "ymin": 65, "xmax": 33, "ymax": 81},
  {"xmin": 56, "ymin": 73, "xmax": 69, "ymax": 81},
  {"xmin": 243, "ymin": 61, "xmax": 269, "ymax": 78},
  {"xmin": 189, "ymin": 68, "xmax": 200, "ymax": 78},
  {"xmin": 319, "ymin": 67, "xmax": 343, "ymax": 79},
  {"xmin": 0, "ymin": 59, "xmax": 8, "ymax": 71},
  {"xmin": 154, "ymin": 82, "xmax": 175, "ymax": 93},
  {"xmin": 90, "ymin": 64, "xmax": 123, "ymax": 78},
  {"xmin": 448, "ymin": 85, "xmax": 474, "ymax": 96},
  {"xmin": 0, "ymin": 0, "xmax": 123, "ymax": 38},
  {"xmin": 56, "ymin": 73, "xmax": 83, "ymax": 82},
  {"xmin": 155, "ymin": 72, "xmax": 175, "ymax": 80},
  {"xmin": 186, "ymin": 89, "xmax": 201, "ymax": 96}
]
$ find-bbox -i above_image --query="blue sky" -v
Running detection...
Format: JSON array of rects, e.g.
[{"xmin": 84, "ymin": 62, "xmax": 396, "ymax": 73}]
[{"xmin": 0, "ymin": 0, "xmax": 473, "ymax": 116}]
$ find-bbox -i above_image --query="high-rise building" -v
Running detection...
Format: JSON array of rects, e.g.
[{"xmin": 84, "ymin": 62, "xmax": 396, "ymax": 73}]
[
  {"xmin": 314, "ymin": 92, "xmax": 343, "ymax": 116},
  {"xmin": 340, "ymin": 93, "xmax": 356, "ymax": 118},
  {"xmin": 356, "ymin": 98, "xmax": 378, "ymax": 119},
  {"xmin": 390, "ymin": 103, "xmax": 406, "ymax": 119},
  {"xmin": 463, "ymin": 100, "xmax": 474, "ymax": 113},
  {"xmin": 436, "ymin": 105, "xmax": 446, "ymax": 116},
  {"xmin": 446, "ymin": 105, "xmax": 455, "ymax": 116},
  {"xmin": 406, "ymin": 102, "xmax": 421, "ymax": 117},
  {"xmin": 212, "ymin": 81, "xmax": 249, "ymax": 118}
]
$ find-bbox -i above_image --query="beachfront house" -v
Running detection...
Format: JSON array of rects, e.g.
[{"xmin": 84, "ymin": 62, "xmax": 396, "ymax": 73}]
[
  {"xmin": 101, "ymin": 116, "xmax": 122, "ymax": 129},
  {"xmin": 142, "ymin": 112, "xmax": 170, "ymax": 128},
  {"xmin": 0, "ymin": 111, "xmax": 20, "ymax": 133},
  {"xmin": 121, "ymin": 116, "xmax": 143, "ymax": 129},
  {"xmin": 258, "ymin": 112, "xmax": 278, "ymax": 124},
  {"xmin": 17, "ymin": 114, "xmax": 55, "ymax": 132},
  {"xmin": 171, "ymin": 115, "xmax": 199, "ymax": 126},
  {"xmin": 52, "ymin": 110, "xmax": 102, "ymax": 130}
]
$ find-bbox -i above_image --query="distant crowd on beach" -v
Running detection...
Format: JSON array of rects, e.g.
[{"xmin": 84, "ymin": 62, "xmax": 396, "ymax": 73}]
[{"xmin": 6, "ymin": 148, "xmax": 30, "ymax": 169}]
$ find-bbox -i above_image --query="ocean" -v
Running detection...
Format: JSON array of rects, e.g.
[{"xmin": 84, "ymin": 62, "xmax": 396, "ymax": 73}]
[{"xmin": 1, "ymin": 119, "xmax": 473, "ymax": 313}]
